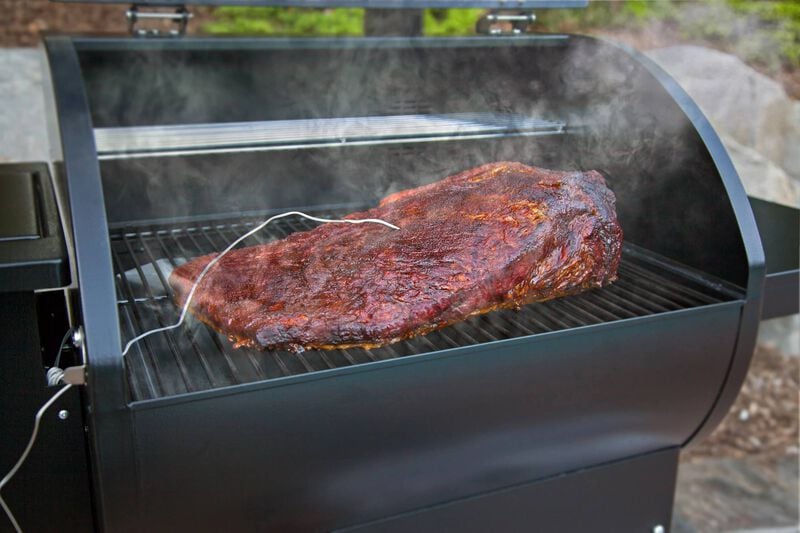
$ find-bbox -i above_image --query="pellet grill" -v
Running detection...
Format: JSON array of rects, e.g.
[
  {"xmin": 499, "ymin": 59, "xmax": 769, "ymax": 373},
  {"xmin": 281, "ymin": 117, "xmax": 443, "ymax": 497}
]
[{"xmin": 1, "ymin": 1, "xmax": 798, "ymax": 531}]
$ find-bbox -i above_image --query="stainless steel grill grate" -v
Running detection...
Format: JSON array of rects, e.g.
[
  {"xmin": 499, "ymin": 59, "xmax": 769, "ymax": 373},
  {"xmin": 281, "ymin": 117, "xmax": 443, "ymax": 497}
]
[{"xmin": 110, "ymin": 208, "xmax": 742, "ymax": 401}]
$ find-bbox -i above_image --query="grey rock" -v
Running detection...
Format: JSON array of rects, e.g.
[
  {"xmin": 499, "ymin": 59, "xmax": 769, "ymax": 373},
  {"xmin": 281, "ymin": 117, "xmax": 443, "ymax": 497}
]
[
  {"xmin": 0, "ymin": 48, "xmax": 50, "ymax": 163},
  {"xmin": 758, "ymin": 316, "xmax": 800, "ymax": 358},
  {"xmin": 721, "ymin": 134, "xmax": 800, "ymax": 208},
  {"xmin": 728, "ymin": 526, "xmax": 800, "ymax": 533},
  {"xmin": 783, "ymin": 102, "xmax": 800, "ymax": 179},
  {"xmin": 646, "ymin": 45, "xmax": 800, "ymax": 205},
  {"xmin": 673, "ymin": 456, "xmax": 799, "ymax": 532}
]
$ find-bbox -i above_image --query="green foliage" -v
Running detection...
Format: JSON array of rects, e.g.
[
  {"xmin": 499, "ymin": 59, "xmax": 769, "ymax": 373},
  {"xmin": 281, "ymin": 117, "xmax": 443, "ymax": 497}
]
[
  {"xmin": 203, "ymin": 7, "xmax": 364, "ymax": 36},
  {"xmin": 423, "ymin": 9, "xmax": 483, "ymax": 36},
  {"xmin": 202, "ymin": 2, "xmax": 799, "ymax": 68},
  {"xmin": 727, "ymin": 0, "xmax": 800, "ymax": 66},
  {"xmin": 537, "ymin": 0, "xmax": 798, "ymax": 69},
  {"xmin": 203, "ymin": 7, "xmax": 483, "ymax": 37},
  {"xmin": 535, "ymin": 1, "xmax": 677, "ymax": 32}
]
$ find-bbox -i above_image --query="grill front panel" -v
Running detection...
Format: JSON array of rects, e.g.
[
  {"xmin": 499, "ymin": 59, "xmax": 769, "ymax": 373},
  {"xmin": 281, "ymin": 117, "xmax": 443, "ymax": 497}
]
[{"xmin": 110, "ymin": 208, "xmax": 741, "ymax": 401}]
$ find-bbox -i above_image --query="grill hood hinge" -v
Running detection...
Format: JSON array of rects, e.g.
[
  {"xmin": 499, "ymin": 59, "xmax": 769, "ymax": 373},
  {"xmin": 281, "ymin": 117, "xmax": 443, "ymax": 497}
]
[
  {"xmin": 476, "ymin": 11, "xmax": 537, "ymax": 35},
  {"xmin": 126, "ymin": 4, "xmax": 192, "ymax": 37}
]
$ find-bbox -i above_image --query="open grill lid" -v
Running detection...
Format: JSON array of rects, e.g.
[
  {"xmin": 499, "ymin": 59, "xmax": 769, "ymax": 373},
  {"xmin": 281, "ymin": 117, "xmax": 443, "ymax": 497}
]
[{"xmin": 51, "ymin": 0, "xmax": 587, "ymax": 7}]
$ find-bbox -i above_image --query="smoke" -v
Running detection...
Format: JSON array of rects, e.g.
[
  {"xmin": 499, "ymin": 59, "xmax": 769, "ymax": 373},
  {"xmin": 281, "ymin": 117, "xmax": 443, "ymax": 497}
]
[
  {"xmin": 534, "ymin": 32, "xmax": 749, "ymax": 285},
  {"xmin": 85, "ymin": 18, "xmax": 752, "ymax": 284}
]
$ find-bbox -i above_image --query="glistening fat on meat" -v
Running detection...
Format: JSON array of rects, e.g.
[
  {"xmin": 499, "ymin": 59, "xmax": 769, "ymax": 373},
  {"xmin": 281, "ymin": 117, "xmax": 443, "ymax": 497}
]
[{"xmin": 169, "ymin": 162, "xmax": 623, "ymax": 351}]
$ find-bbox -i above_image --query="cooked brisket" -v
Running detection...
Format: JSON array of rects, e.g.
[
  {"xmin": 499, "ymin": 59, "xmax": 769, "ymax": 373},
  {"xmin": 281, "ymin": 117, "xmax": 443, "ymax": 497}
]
[{"xmin": 169, "ymin": 162, "xmax": 623, "ymax": 351}]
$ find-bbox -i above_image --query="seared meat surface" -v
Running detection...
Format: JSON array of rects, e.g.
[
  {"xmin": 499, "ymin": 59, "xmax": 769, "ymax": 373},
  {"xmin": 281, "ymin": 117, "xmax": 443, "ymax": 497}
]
[{"xmin": 169, "ymin": 162, "xmax": 623, "ymax": 351}]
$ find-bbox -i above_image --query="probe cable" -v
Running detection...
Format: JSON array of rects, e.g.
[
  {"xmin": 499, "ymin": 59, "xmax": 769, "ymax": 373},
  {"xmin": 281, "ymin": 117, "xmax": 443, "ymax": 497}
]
[
  {"xmin": 0, "ymin": 383, "xmax": 74, "ymax": 533},
  {"xmin": 0, "ymin": 212, "xmax": 398, "ymax": 531},
  {"xmin": 1, "ymin": 328, "xmax": 79, "ymax": 532},
  {"xmin": 121, "ymin": 210, "xmax": 399, "ymax": 356},
  {"xmin": 51, "ymin": 327, "xmax": 75, "ymax": 370}
]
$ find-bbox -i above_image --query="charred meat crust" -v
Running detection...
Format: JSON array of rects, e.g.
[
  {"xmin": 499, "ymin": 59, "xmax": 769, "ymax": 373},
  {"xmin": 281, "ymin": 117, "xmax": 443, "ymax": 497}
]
[{"xmin": 169, "ymin": 162, "xmax": 623, "ymax": 352}]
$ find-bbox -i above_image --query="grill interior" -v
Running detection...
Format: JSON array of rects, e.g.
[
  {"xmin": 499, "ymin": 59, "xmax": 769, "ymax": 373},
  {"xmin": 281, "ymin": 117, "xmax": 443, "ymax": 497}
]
[{"xmin": 111, "ymin": 207, "xmax": 743, "ymax": 401}]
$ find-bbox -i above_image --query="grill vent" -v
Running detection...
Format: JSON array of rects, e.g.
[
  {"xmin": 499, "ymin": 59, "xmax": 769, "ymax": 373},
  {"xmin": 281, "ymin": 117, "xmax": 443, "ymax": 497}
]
[{"xmin": 110, "ymin": 209, "xmax": 741, "ymax": 401}]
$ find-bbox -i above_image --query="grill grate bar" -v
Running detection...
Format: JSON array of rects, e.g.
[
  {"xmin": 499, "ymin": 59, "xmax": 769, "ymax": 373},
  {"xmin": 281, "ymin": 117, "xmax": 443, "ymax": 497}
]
[
  {"xmin": 160, "ymin": 230, "xmax": 246, "ymax": 387},
  {"xmin": 112, "ymin": 245, "xmax": 193, "ymax": 396},
  {"xmin": 618, "ymin": 261, "xmax": 717, "ymax": 304},
  {"xmin": 540, "ymin": 301, "xmax": 585, "ymax": 327},
  {"xmin": 124, "ymin": 233, "xmax": 227, "ymax": 391},
  {"xmin": 316, "ymin": 350, "xmax": 339, "ymax": 368},
  {"xmin": 375, "ymin": 343, "xmax": 402, "ymax": 359},
  {"xmin": 112, "ymin": 210, "xmax": 741, "ymax": 401},
  {"xmin": 502, "ymin": 311, "xmax": 543, "ymax": 335},
  {"xmin": 477, "ymin": 315, "xmax": 514, "ymax": 338},
  {"xmin": 268, "ymin": 351, "xmax": 293, "ymax": 377},
  {"xmin": 607, "ymin": 282, "xmax": 672, "ymax": 313},
  {"xmin": 551, "ymin": 299, "xmax": 604, "ymax": 325},
  {"xmin": 338, "ymin": 349, "xmax": 360, "ymax": 365},
  {"xmin": 581, "ymin": 290, "xmax": 637, "ymax": 318},
  {"xmin": 293, "ymin": 352, "xmax": 316, "ymax": 372},
  {"xmin": 117, "ymin": 275, "xmax": 160, "ymax": 400},
  {"xmin": 130, "ymin": 233, "xmax": 238, "ymax": 390},
  {"xmin": 177, "ymin": 229, "xmax": 250, "ymax": 385},
  {"xmin": 410, "ymin": 333, "xmax": 440, "ymax": 353},
  {"xmin": 600, "ymin": 286, "xmax": 655, "ymax": 316},
  {"xmin": 569, "ymin": 294, "xmax": 619, "ymax": 321},
  {"xmin": 461, "ymin": 318, "xmax": 501, "ymax": 343}
]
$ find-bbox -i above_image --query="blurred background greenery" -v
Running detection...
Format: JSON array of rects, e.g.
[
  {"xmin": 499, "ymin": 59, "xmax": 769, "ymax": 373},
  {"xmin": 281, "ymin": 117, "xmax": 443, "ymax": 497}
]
[{"xmin": 204, "ymin": 1, "xmax": 799, "ymax": 72}]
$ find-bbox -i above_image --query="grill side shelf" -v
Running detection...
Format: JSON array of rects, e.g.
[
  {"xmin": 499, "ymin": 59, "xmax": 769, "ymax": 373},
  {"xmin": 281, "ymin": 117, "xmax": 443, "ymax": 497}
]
[
  {"xmin": 111, "ymin": 210, "xmax": 742, "ymax": 401},
  {"xmin": 748, "ymin": 197, "xmax": 799, "ymax": 320}
]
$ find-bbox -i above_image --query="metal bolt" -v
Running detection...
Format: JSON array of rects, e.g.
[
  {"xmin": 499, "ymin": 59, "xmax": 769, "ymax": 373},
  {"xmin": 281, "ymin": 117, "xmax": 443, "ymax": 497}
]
[
  {"xmin": 653, "ymin": 526, "xmax": 665, "ymax": 533},
  {"xmin": 58, "ymin": 410, "xmax": 69, "ymax": 420},
  {"xmin": 71, "ymin": 328, "xmax": 84, "ymax": 349}
]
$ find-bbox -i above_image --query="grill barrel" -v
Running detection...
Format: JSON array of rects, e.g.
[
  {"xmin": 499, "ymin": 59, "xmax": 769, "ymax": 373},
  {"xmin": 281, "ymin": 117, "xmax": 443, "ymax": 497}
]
[
  {"xmin": 33, "ymin": 32, "xmax": 772, "ymax": 531},
  {"xmin": 111, "ymin": 210, "xmax": 740, "ymax": 401}
]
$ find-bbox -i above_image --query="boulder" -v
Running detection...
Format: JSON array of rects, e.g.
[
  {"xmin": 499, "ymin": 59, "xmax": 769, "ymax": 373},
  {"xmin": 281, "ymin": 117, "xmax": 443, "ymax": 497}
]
[
  {"xmin": 721, "ymin": 134, "xmax": 800, "ymax": 208},
  {"xmin": 646, "ymin": 45, "xmax": 800, "ymax": 199},
  {"xmin": 0, "ymin": 48, "xmax": 48, "ymax": 163}
]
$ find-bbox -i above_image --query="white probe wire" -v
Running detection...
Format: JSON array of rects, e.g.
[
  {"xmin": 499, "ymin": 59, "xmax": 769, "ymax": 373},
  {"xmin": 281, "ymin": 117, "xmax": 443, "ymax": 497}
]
[
  {"xmin": 121, "ymin": 210, "xmax": 399, "ymax": 356},
  {"xmin": 0, "ymin": 383, "xmax": 74, "ymax": 533},
  {"xmin": 0, "ymin": 213, "xmax": 399, "ymax": 531}
]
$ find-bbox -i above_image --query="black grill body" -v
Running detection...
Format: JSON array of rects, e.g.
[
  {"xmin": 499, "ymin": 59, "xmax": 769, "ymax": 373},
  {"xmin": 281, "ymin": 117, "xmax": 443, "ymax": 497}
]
[{"xmin": 32, "ymin": 34, "xmax": 771, "ymax": 531}]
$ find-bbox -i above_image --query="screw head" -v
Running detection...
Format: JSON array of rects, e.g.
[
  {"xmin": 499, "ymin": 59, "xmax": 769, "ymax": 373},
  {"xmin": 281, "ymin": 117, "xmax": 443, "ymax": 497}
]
[
  {"xmin": 71, "ymin": 328, "xmax": 84, "ymax": 349},
  {"xmin": 653, "ymin": 526, "xmax": 665, "ymax": 533},
  {"xmin": 58, "ymin": 410, "xmax": 69, "ymax": 420}
]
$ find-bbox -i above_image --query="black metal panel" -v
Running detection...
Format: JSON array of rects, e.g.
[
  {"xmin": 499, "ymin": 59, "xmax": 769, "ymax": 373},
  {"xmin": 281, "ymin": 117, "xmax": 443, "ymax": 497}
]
[
  {"xmin": 341, "ymin": 448, "xmax": 679, "ymax": 533},
  {"xmin": 43, "ymin": 37, "xmax": 138, "ymax": 533},
  {"xmin": 53, "ymin": 0, "xmax": 588, "ymax": 8},
  {"xmin": 130, "ymin": 304, "xmax": 738, "ymax": 531},
  {"xmin": 749, "ymin": 197, "xmax": 799, "ymax": 320},
  {"xmin": 0, "ymin": 292, "xmax": 94, "ymax": 533},
  {"xmin": 0, "ymin": 163, "xmax": 69, "ymax": 292},
  {"xmin": 622, "ymin": 41, "xmax": 765, "ymax": 447},
  {"xmin": 762, "ymin": 272, "xmax": 799, "ymax": 320}
]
